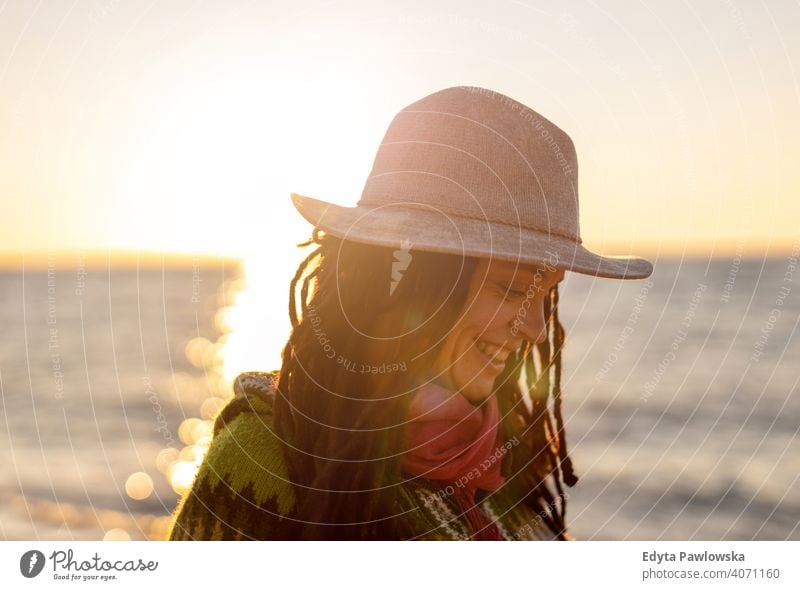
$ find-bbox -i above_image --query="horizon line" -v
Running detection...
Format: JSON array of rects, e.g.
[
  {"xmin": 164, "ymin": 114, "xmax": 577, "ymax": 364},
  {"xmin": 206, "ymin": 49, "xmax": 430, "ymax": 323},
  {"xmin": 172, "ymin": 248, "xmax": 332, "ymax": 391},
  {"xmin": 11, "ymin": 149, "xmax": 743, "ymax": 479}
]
[
  {"xmin": 0, "ymin": 249, "xmax": 244, "ymax": 271},
  {"xmin": 0, "ymin": 240, "xmax": 796, "ymax": 270}
]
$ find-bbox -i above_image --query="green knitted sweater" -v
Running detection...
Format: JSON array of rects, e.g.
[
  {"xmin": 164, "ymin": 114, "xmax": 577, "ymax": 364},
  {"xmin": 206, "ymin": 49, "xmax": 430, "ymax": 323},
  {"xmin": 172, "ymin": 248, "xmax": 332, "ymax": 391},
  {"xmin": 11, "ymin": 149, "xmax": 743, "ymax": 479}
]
[{"xmin": 166, "ymin": 371, "xmax": 563, "ymax": 540}]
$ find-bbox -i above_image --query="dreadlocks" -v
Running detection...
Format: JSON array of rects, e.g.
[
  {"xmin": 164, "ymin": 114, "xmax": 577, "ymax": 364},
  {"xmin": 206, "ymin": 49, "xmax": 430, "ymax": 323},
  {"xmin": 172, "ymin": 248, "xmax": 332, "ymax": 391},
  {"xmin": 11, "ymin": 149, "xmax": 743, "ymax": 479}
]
[{"xmin": 495, "ymin": 281, "xmax": 579, "ymax": 539}]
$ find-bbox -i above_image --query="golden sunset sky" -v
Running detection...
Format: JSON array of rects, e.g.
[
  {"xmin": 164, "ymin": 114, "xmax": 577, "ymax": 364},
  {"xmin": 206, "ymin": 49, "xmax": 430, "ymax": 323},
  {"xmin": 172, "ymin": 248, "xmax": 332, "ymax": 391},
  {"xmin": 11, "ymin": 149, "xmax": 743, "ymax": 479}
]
[{"xmin": 1, "ymin": 0, "xmax": 798, "ymax": 270}]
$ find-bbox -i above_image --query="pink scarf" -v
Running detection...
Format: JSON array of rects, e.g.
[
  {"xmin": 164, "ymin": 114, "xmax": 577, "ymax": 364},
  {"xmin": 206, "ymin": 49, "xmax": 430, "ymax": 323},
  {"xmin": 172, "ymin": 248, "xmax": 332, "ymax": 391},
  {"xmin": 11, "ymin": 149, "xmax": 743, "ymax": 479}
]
[{"xmin": 401, "ymin": 380, "xmax": 507, "ymax": 540}]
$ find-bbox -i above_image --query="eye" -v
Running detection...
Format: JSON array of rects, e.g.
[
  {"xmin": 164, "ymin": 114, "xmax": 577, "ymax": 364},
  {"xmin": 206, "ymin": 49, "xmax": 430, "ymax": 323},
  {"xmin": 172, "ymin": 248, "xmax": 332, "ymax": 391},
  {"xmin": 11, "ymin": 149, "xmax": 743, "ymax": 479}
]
[{"xmin": 501, "ymin": 287, "xmax": 527, "ymax": 301}]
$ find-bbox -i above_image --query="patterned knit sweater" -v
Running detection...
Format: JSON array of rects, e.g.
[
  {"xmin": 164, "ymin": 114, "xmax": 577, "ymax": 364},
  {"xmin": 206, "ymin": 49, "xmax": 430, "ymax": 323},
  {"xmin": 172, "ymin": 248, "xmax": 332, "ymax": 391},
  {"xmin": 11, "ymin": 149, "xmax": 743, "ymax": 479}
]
[{"xmin": 165, "ymin": 371, "xmax": 564, "ymax": 541}]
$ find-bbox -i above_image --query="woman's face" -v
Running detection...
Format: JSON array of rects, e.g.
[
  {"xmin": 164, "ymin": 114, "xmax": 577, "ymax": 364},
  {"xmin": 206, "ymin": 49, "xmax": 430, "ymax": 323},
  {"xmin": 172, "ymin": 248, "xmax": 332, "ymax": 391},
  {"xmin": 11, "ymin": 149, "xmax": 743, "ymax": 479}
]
[{"xmin": 431, "ymin": 257, "xmax": 565, "ymax": 403}]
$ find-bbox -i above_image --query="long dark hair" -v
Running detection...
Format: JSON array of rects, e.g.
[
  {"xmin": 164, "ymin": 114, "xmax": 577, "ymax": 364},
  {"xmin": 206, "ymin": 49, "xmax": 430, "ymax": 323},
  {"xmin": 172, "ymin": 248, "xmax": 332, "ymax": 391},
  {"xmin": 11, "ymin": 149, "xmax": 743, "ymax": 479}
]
[{"xmin": 273, "ymin": 228, "xmax": 578, "ymax": 539}]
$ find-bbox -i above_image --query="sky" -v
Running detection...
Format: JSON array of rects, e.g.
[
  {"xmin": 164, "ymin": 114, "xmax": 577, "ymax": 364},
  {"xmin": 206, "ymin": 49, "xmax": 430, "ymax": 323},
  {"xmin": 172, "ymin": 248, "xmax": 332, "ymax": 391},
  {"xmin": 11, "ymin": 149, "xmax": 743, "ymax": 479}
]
[{"xmin": 1, "ymin": 0, "xmax": 799, "ymax": 269}]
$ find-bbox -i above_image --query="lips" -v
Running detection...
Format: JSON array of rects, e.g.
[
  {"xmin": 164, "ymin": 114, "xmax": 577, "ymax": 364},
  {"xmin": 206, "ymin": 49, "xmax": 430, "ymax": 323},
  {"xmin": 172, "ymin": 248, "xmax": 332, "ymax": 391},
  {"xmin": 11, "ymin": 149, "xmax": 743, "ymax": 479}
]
[{"xmin": 474, "ymin": 338, "xmax": 513, "ymax": 370}]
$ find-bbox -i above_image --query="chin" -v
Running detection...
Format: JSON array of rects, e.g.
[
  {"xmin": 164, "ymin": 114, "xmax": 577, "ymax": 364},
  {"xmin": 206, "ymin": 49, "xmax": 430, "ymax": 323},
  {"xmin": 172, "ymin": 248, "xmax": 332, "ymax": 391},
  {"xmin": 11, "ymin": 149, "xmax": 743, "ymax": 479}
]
[{"xmin": 458, "ymin": 369, "xmax": 499, "ymax": 403}]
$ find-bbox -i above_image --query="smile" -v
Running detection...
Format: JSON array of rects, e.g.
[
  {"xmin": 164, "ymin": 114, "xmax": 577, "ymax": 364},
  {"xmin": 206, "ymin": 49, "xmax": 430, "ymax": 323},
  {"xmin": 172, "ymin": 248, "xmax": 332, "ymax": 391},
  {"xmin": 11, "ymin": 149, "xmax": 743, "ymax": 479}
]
[{"xmin": 474, "ymin": 339, "xmax": 511, "ymax": 371}]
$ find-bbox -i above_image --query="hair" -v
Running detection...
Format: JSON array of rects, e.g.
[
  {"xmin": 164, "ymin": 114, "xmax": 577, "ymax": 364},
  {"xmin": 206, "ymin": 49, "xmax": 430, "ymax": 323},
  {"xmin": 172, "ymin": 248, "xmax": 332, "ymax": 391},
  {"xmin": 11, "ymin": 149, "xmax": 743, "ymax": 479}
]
[{"xmin": 273, "ymin": 228, "xmax": 578, "ymax": 540}]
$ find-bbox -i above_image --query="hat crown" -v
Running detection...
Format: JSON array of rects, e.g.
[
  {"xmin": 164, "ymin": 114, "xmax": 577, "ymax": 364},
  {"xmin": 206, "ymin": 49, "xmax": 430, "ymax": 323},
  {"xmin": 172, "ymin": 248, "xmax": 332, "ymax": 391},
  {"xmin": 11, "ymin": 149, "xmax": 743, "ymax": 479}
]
[{"xmin": 357, "ymin": 86, "xmax": 581, "ymax": 243}]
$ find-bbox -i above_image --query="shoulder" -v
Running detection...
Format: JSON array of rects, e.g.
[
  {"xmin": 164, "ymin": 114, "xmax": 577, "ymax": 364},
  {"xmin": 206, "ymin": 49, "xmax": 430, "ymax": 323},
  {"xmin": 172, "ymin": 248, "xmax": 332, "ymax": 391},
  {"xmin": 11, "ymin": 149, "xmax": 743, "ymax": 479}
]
[
  {"xmin": 205, "ymin": 371, "xmax": 291, "ymax": 508},
  {"xmin": 212, "ymin": 370, "xmax": 280, "ymax": 433},
  {"xmin": 166, "ymin": 370, "xmax": 296, "ymax": 540},
  {"xmin": 233, "ymin": 370, "xmax": 279, "ymax": 398}
]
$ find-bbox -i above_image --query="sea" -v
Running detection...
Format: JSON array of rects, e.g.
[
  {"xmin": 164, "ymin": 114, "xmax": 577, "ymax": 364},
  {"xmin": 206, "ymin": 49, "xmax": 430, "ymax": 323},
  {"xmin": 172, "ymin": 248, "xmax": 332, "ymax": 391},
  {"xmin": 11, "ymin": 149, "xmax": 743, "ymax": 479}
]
[{"xmin": 1, "ymin": 255, "xmax": 798, "ymax": 540}]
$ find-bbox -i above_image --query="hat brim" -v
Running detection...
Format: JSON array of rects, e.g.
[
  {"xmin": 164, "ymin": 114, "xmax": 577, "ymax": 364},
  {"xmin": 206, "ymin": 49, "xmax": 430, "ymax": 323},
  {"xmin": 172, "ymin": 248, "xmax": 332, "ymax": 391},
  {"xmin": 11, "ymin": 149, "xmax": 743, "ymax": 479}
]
[{"xmin": 291, "ymin": 192, "xmax": 653, "ymax": 280}]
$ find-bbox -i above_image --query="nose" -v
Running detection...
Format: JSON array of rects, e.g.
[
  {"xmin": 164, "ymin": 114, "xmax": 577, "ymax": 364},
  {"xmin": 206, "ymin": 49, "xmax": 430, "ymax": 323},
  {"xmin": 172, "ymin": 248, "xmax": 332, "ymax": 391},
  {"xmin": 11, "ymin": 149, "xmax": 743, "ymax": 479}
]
[{"xmin": 510, "ymin": 300, "xmax": 548, "ymax": 345}]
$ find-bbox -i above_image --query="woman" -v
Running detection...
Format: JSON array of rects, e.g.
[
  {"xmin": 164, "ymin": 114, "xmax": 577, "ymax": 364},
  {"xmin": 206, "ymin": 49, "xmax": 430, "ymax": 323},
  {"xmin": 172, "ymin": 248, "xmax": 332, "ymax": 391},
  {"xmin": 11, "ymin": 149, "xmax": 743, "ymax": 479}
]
[{"xmin": 166, "ymin": 86, "xmax": 653, "ymax": 541}]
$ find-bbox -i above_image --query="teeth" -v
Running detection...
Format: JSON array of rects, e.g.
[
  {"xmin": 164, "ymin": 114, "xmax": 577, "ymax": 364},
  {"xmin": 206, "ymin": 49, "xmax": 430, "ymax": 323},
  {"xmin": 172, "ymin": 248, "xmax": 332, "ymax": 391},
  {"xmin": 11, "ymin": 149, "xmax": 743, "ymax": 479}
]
[{"xmin": 476, "ymin": 340, "xmax": 509, "ymax": 364}]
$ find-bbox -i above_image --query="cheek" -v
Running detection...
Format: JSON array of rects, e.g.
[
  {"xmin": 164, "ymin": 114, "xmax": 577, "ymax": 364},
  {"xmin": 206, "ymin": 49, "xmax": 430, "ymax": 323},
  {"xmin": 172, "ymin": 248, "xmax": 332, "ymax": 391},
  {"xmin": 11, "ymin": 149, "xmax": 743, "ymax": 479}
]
[
  {"xmin": 502, "ymin": 297, "xmax": 527, "ymax": 319},
  {"xmin": 486, "ymin": 300, "xmax": 523, "ymax": 335},
  {"xmin": 466, "ymin": 293, "xmax": 518, "ymax": 332},
  {"xmin": 446, "ymin": 287, "xmax": 530, "ymax": 359},
  {"xmin": 442, "ymin": 303, "xmax": 495, "ymax": 358}
]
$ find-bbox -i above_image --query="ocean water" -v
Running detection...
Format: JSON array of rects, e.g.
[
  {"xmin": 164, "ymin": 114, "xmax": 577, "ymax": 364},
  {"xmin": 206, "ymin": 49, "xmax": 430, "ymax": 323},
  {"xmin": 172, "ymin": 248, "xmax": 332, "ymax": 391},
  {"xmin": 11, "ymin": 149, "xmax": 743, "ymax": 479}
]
[
  {"xmin": 559, "ymin": 257, "xmax": 799, "ymax": 540},
  {"xmin": 0, "ymin": 259, "xmax": 240, "ymax": 541},
  {"xmin": 0, "ymin": 256, "xmax": 797, "ymax": 540}
]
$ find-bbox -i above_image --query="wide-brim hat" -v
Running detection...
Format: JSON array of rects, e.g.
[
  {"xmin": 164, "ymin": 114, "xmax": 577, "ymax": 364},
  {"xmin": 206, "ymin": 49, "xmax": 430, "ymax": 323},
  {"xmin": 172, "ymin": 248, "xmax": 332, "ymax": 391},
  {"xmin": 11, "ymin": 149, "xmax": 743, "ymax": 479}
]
[{"xmin": 291, "ymin": 86, "xmax": 653, "ymax": 280}]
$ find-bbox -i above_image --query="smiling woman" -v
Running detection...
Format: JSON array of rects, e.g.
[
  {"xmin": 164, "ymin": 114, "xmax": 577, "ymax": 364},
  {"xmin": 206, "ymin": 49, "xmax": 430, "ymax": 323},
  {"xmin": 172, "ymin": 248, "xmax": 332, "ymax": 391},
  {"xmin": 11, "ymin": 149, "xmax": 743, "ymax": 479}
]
[
  {"xmin": 165, "ymin": 85, "xmax": 653, "ymax": 541},
  {"xmin": 432, "ymin": 258, "xmax": 566, "ymax": 404}
]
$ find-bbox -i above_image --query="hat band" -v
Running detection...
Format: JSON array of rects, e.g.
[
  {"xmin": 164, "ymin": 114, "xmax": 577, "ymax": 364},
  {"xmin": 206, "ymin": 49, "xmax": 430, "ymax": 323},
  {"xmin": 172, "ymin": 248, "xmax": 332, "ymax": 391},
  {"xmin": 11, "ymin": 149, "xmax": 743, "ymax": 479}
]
[{"xmin": 357, "ymin": 199, "xmax": 583, "ymax": 244}]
